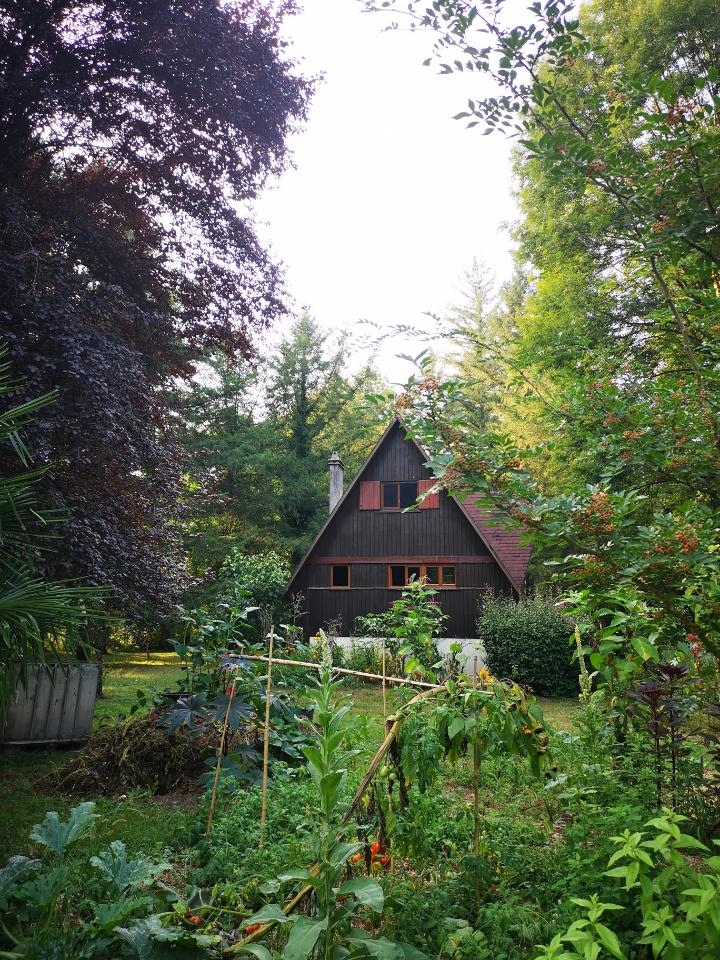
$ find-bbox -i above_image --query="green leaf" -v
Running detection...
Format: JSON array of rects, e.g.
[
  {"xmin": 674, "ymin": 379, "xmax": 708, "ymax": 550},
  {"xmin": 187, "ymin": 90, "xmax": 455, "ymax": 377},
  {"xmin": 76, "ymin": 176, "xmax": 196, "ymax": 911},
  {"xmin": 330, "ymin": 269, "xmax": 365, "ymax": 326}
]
[
  {"xmin": 338, "ymin": 877, "xmax": 384, "ymax": 912},
  {"xmin": 29, "ymin": 802, "xmax": 97, "ymax": 859},
  {"xmin": 631, "ymin": 636, "xmax": 658, "ymax": 662},
  {"xmin": 237, "ymin": 946, "xmax": 274, "ymax": 960},
  {"xmin": 448, "ymin": 716, "xmax": 465, "ymax": 740},
  {"xmin": 283, "ymin": 916, "xmax": 328, "ymax": 960},
  {"xmin": 320, "ymin": 771, "xmax": 345, "ymax": 812},
  {"xmin": 90, "ymin": 840, "xmax": 170, "ymax": 893},
  {"xmin": 244, "ymin": 904, "xmax": 292, "ymax": 925},
  {"xmin": 278, "ymin": 868, "xmax": 314, "ymax": 884},
  {"xmin": 594, "ymin": 923, "xmax": 625, "ymax": 959},
  {"xmin": 346, "ymin": 936, "xmax": 405, "ymax": 960},
  {"xmin": 0, "ymin": 855, "xmax": 41, "ymax": 903}
]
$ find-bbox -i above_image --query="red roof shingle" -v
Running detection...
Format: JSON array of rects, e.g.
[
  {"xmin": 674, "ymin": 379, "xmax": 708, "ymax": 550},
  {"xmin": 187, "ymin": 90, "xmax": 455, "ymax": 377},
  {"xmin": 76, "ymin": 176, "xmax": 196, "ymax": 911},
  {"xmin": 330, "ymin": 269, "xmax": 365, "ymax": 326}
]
[{"xmin": 455, "ymin": 493, "xmax": 533, "ymax": 593}]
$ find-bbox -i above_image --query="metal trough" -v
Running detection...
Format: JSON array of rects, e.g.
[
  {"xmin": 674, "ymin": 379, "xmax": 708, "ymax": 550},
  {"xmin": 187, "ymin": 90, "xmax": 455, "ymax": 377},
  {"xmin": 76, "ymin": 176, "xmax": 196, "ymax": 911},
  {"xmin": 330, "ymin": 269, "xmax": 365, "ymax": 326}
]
[{"xmin": 1, "ymin": 661, "xmax": 98, "ymax": 747}]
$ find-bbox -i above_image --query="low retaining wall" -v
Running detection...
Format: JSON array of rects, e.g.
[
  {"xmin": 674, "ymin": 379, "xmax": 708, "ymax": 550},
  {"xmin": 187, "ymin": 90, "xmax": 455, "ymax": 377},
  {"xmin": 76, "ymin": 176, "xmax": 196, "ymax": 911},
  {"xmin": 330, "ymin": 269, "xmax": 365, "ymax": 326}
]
[{"xmin": 322, "ymin": 636, "xmax": 487, "ymax": 675}]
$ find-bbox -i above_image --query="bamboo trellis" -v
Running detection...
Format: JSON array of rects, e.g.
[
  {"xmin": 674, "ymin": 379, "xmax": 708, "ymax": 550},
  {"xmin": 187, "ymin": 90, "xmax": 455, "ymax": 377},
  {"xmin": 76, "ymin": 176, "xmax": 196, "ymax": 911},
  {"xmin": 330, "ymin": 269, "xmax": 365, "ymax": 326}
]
[
  {"xmin": 234, "ymin": 653, "xmax": 436, "ymax": 690},
  {"xmin": 223, "ymin": 673, "xmax": 443, "ymax": 955}
]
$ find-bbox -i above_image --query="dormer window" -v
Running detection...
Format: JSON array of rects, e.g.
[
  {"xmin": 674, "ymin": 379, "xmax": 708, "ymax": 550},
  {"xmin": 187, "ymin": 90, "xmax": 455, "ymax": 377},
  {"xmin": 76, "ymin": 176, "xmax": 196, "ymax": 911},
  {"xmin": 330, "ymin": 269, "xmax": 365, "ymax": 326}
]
[{"xmin": 382, "ymin": 481, "xmax": 418, "ymax": 510}]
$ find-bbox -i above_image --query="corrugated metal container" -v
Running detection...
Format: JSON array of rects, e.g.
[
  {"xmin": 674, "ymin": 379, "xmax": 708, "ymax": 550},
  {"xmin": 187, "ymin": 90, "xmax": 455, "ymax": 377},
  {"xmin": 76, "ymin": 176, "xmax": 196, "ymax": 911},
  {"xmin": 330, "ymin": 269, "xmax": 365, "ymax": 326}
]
[{"xmin": 1, "ymin": 662, "xmax": 98, "ymax": 747}]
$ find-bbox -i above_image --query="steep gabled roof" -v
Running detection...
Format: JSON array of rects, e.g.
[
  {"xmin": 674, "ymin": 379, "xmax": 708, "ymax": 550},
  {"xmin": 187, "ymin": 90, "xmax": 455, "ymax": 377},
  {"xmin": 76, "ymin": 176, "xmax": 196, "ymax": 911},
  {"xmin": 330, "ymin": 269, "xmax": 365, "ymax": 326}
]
[
  {"xmin": 284, "ymin": 419, "xmax": 532, "ymax": 597},
  {"xmin": 284, "ymin": 420, "xmax": 397, "ymax": 596}
]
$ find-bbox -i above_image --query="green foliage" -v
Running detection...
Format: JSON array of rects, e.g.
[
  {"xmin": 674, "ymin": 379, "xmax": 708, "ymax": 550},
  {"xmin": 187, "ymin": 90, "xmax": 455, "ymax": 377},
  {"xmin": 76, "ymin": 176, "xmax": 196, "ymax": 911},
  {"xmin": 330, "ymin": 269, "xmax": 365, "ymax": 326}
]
[
  {"xmin": 367, "ymin": 0, "xmax": 720, "ymax": 690},
  {"xmin": 478, "ymin": 596, "xmax": 578, "ymax": 696},
  {"xmin": 357, "ymin": 579, "xmax": 447, "ymax": 675},
  {"xmin": 0, "ymin": 802, "xmax": 212, "ymax": 958},
  {"xmin": 235, "ymin": 638, "xmax": 418, "ymax": 960},
  {"xmin": 190, "ymin": 775, "xmax": 318, "ymax": 901},
  {"xmin": 218, "ymin": 551, "xmax": 291, "ymax": 610},
  {"xmin": 534, "ymin": 809, "xmax": 720, "ymax": 959},
  {"xmin": 181, "ymin": 320, "xmax": 386, "ymax": 581}
]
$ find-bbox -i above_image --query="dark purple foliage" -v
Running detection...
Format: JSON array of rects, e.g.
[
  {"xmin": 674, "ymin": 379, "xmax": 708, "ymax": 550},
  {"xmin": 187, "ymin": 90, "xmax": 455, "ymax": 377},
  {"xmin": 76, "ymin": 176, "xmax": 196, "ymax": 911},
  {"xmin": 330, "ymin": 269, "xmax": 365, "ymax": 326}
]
[{"xmin": 0, "ymin": 1, "xmax": 314, "ymax": 616}]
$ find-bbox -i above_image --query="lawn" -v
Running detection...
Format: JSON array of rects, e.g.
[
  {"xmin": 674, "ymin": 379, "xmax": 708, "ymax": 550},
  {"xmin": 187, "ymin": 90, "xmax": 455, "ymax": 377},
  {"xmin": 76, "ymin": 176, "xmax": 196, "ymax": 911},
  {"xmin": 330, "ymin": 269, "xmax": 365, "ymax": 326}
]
[
  {"xmin": 0, "ymin": 651, "xmax": 580, "ymax": 864},
  {"xmin": 0, "ymin": 650, "xmax": 188, "ymax": 862},
  {"xmin": 93, "ymin": 649, "xmax": 185, "ymax": 727}
]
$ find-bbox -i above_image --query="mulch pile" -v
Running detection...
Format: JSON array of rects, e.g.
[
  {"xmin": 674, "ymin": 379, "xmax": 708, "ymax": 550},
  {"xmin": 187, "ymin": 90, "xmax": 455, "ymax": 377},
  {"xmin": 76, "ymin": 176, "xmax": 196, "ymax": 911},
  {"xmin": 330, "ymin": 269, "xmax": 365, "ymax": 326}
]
[{"xmin": 37, "ymin": 710, "xmax": 212, "ymax": 797}]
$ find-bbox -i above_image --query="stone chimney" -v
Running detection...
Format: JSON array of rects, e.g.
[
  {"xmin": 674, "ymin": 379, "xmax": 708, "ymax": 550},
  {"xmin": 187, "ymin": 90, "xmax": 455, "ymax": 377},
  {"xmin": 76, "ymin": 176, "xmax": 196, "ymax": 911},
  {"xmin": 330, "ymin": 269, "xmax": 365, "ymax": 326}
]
[{"xmin": 328, "ymin": 451, "xmax": 344, "ymax": 514}]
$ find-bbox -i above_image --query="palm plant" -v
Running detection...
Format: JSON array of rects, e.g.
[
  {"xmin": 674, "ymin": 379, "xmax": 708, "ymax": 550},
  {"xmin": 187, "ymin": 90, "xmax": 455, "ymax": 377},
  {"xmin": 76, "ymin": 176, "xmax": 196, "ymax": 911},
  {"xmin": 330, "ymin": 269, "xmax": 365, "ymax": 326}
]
[{"xmin": 0, "ymin": 346, "xmax": 108, "ymax": 712}]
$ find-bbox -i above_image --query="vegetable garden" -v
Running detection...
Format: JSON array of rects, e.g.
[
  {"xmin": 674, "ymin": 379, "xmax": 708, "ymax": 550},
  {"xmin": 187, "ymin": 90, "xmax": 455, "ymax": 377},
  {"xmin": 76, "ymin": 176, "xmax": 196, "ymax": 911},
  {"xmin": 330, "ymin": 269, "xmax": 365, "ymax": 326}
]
[{"xmin": 3, "ymin": 0, "xmax": 720, "ymax": 958}]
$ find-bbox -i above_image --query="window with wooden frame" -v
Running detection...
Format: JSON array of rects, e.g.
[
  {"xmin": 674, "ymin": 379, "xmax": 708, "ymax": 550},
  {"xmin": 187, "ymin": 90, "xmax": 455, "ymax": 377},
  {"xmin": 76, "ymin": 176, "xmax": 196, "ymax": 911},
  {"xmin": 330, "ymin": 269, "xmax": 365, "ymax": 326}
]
[
  {"xmin": 382, "ymin": 481, "xmax": 418, "ymax": 510},
  {"xmin": 387, "ymin": 564, "xmax": 456, "ymax": 588},
  {"xmin": 330, "ymin": 564, "xmax": 350, "ymax": 588}
]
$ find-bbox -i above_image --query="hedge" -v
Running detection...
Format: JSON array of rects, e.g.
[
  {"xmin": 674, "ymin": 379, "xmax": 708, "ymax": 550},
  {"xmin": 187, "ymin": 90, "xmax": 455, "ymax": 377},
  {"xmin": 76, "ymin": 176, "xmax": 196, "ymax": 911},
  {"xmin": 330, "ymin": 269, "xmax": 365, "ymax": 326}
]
[{"xmin": 477, "ymin": 595, "xmax": 578, "ymax": 697}]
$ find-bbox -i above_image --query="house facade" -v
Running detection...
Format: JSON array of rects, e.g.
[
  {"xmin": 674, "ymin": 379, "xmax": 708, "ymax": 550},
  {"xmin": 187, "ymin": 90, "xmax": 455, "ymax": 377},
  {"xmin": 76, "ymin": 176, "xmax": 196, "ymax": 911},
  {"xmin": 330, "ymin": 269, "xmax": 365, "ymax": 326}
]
[{"xmin": 285, "ymin": 420, "xmax": 532, "ymax": 638}]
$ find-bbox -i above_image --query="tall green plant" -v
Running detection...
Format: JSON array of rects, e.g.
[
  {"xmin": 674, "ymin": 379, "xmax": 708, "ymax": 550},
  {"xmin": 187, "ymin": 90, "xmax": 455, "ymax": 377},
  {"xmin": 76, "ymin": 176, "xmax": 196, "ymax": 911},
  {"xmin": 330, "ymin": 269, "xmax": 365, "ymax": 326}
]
[
  {"xmin": 237, "ymin": 632, "xmax": 421, "ymax": 960},
  {"xmin": 0, "ymin": 349, "xmax": 108, "ymax": 709}
]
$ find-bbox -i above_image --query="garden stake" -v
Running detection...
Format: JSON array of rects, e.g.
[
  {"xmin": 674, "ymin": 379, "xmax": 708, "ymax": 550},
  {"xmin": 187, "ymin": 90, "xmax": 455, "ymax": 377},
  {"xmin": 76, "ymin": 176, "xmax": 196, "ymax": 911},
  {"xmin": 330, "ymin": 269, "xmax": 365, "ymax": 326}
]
[
  {"xmin": 237, "ymin": 653, "xmax": 435, "ymax": 689},
  {"xmin": 206, "ymin": 676, "xmax": 237, "ymax": 839},
  {"xmin": 381, "ymin": 640, "xmax": 387, "ymax": 721},
  {"xmin": 225, "ymin": 681, "xmax": 443, "ymax": 954},
  {"xmin": 473, "ymin": 671, "xmax": 481, "ymax": 904},
  {"xmin": 259, "ymin": 628, "xmax": 274, "ymax": 848}
]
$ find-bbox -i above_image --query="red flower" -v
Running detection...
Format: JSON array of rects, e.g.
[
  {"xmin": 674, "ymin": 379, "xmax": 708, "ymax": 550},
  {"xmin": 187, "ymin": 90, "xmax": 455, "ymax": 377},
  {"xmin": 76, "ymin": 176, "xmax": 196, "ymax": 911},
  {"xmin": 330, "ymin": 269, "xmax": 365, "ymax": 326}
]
[{"xmin": 687, "ymin": 633, "xmax": 698, "ymax": 641}]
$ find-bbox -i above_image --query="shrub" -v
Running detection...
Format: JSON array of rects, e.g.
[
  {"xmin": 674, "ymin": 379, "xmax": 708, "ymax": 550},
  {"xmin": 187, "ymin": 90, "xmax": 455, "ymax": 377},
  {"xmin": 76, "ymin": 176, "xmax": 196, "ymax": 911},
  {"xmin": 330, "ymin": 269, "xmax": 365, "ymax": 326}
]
[
  {"xmin": 217, "ymin": 549, "xmax": 290, "ymax": 609},
  {"xmin": 478, "ymin": 596, "xmax": 578, "ymax": 696}
]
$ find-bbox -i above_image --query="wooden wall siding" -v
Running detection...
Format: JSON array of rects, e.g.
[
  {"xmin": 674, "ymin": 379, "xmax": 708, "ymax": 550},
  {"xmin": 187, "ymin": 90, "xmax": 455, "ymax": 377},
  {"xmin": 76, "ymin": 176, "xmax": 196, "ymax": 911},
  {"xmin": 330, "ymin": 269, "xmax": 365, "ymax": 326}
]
[
  {"xmin": 291, "ymin": 422, "xmax": 515, "ymax": 638},
  {"xmin": 311, "ymin": 423, "xmax": 489, "ymax": 559},
  {"xmin": 300, "ymin": 580, "xmax": 511, "ymax": 638}
]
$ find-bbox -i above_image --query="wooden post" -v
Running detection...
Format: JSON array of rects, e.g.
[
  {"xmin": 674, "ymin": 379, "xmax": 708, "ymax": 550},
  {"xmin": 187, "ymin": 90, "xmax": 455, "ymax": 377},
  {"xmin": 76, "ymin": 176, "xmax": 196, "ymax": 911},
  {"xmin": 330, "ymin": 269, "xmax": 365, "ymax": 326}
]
[
  {"xmin": 472, "ymin": 671, "xmax": 481, "ymax": 904},
  {"xmin": 381, "ymin": 640, "xmax": 387, "ymax": 722},
  {"xmin": 259, "ymin": 628, "xmax": 274, "ymax": 848},
  {"xmin": 235, "ymin": 653, "xmax": 435, "ymax": 690},
  {"xmin": 206, "ymin": 677, "xmax": 237, "ymax": 838}
]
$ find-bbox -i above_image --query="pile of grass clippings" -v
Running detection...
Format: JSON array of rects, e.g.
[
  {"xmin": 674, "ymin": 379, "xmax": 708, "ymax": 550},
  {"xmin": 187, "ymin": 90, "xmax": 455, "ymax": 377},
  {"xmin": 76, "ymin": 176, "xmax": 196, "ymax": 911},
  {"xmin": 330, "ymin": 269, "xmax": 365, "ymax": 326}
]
[{"xmin": 38, "ymin": 711, "xmax": 211, "ymax": 796}]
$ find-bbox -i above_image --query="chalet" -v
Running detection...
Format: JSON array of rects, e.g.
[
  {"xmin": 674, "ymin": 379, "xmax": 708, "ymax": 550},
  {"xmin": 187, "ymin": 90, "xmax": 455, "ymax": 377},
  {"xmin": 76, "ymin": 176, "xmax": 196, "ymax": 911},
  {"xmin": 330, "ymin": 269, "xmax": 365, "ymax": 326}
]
[{"xmin": 285, "ymin": 419, "xmax": 532, "ymax": 638}]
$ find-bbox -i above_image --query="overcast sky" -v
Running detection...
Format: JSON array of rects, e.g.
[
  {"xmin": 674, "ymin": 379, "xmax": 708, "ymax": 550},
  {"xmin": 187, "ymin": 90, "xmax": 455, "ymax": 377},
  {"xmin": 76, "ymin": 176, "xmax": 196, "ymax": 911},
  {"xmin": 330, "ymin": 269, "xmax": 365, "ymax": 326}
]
[{"xmin": 255, "ymin": 0, "xmax": 523, "ymax": 384}]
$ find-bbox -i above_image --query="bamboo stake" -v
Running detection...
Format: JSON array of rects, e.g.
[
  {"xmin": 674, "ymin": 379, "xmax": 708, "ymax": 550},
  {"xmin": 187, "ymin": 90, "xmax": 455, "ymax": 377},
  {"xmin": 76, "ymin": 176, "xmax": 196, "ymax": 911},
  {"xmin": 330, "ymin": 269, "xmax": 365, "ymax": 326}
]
[
  {"xmin": 259, "ymin": 629, "xmax": 274, "ymax": 849},
  {"xmin": 472, "ymin": 671, "xmax": 481, "ymax": 903},
  {"xmin": 381, "ymin": 640, "xmax": 387, "ymax": 721},
  {"xmin": 233, "ymin": 653, "xmax": 435, "ymax": 690},
  {"xmin": 224, "ymin": 682, "xmax": 443, "ymax": 954},
  {"xmin": 206, "ymin": 677, "xmax": 237, "ymax": 839}
]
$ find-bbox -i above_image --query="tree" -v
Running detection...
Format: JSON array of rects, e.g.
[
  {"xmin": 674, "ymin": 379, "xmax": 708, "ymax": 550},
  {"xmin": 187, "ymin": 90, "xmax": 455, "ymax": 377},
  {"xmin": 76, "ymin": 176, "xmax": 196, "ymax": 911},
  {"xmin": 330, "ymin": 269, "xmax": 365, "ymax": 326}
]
[
  {"xmin": 267, "ymin": 315, "xmax": 377, "ymax": 558},
  {"xmin": 179, "ymin": 354, "xmax": 280, "ymax": 579},
  {"xmin": 0, "ymin": 1, "xmax": 313, "ymax": 616},
  {"xmin": 369, "ymin": 0, "xmax": 720, "ymax": 678}
]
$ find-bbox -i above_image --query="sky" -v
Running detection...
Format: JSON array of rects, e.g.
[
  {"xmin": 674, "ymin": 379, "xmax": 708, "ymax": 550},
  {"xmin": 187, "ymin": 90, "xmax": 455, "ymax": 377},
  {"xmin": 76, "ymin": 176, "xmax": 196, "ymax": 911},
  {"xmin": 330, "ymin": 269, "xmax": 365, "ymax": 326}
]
[{"xmin": 255, "ymin": 0, "xmax": 523, "ymax": 385}]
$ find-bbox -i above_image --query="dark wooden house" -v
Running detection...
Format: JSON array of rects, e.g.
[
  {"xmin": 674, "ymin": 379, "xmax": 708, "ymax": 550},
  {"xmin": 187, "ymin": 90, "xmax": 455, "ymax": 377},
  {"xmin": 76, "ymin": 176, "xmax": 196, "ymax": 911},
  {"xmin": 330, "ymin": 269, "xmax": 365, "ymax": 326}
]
[{"xmin": 285, "ymin": 420, "xmax": 531, "ymax": 638}]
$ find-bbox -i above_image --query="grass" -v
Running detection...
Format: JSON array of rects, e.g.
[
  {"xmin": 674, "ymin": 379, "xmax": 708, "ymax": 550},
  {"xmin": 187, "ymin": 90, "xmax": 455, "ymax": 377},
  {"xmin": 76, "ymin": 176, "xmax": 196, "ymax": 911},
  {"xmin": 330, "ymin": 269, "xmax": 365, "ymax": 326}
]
[
  {"xmin": 0, "ymin": 650, "xmax": 191, "ymax": 863},
  {"xmin": 94, "ymin": 650, "xmax": 184, "ymax": 728},
  {"xmin": 0, "ymin": 651, "xmax": 581, "ymax": 865}
]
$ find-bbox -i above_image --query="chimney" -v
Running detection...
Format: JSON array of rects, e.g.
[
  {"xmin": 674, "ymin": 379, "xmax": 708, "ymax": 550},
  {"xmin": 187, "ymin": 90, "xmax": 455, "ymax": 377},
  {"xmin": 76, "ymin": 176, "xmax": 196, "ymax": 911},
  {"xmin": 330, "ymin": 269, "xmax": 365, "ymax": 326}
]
[{"xmin": 328, "ymin": 451, "xmax": 344, "ymax": 514}]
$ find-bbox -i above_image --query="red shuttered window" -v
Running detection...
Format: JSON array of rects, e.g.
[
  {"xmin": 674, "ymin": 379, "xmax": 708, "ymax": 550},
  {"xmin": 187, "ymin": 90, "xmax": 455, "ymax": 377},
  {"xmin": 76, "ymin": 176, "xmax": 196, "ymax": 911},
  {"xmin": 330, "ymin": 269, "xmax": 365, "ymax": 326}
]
[
  {"xmin": 359, "ymin": 480, "xmax": 381, "ymax": 510},
  {"xmin": 417, "ymin": 478, "xmax": 439, "ymax": 509}
]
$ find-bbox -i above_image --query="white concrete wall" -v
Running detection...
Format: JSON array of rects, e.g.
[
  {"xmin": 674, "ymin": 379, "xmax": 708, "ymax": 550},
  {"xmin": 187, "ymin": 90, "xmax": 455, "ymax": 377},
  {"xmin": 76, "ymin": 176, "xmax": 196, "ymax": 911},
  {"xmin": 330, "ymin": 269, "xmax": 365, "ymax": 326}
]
[{"xmin": 323, "ymin": 636, "xmax": 487, "ymax": 676}]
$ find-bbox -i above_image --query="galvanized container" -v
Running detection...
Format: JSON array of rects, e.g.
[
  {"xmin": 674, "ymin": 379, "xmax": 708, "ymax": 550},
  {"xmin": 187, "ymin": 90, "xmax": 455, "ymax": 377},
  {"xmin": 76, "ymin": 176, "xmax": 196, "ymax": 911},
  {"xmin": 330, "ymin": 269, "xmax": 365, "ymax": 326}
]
[{"xmin": 1, "ymin": 661, "xmax": 98, "ymax": 747}]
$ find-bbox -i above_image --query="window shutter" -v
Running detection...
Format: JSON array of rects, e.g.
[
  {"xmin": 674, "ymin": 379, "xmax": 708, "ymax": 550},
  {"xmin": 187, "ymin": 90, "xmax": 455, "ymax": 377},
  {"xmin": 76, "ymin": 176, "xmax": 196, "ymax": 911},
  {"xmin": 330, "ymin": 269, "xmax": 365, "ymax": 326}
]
[
  {"xmin": 359, "ymin": 480, "xmax": 381, "ymax": 510},
  {"xmin": 418, "ymin": 478, "xmax": 439, "ymax": 509}
]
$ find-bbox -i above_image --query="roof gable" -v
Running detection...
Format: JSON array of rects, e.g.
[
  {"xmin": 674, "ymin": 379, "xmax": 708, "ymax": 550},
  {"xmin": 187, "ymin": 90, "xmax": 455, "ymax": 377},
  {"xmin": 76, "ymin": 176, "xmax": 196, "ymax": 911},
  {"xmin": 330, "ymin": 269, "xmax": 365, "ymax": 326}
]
[{"xmin": 284, "ymin": 419, "xmax": 532, "ymax": 596}]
